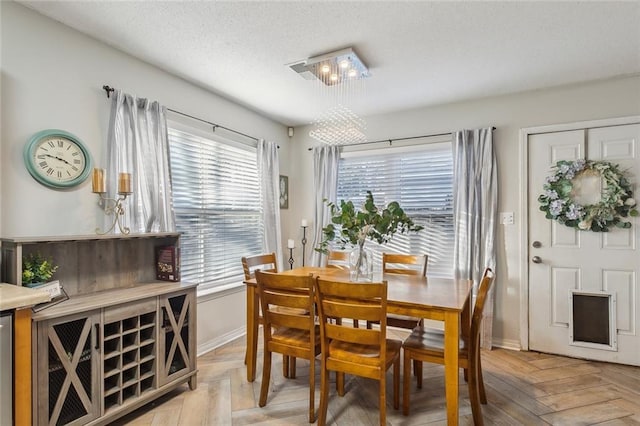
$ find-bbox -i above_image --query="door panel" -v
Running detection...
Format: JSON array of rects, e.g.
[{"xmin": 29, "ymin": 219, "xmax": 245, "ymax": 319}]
[{"xmin": 528, "ymin": 124, "xmax": 640, "ymax": 365}]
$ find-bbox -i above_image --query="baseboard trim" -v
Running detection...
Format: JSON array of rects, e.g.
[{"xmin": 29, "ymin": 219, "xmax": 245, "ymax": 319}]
[
  {"xmin": 197, "ymin": 326, "xmax": 246, "ymax": 357},
  {"xmin": 490, "ymin": 338, "xmax": 522, "ymax": 351}
]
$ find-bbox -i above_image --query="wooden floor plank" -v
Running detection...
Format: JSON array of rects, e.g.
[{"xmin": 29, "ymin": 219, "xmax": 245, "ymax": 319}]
[
  {"xmin": 177, "ymin": 382, "xmax": 210, "ymax": 425},
  {"xmin": 114, "ymin": 333, "xmax": 640, "ymax": 426},
  {"xmin": 540, "ymin": 400, "xmax": 633, "ymax": 425},
  {"xmin": 207, "ymin": 379, "xmax": 233, "ymax": 426},
  {"xmin": 537, "ymin": 385, "xmax": 622, "ymax": 412}
]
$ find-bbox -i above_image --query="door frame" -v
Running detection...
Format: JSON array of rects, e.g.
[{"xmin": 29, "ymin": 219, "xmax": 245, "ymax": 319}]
[{"xmin": 518, "ymin": 115, "xmax": 640, "ymax": 350}]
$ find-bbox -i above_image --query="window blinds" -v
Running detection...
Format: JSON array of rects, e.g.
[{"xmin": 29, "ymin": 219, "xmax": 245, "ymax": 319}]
[
  {"xmin": 337, "ymin": 141, "xmax": 454, "ymax": 278},
  {"xmin": 168, "ymin": 127, "xmax": 263, "ymax": 289}
]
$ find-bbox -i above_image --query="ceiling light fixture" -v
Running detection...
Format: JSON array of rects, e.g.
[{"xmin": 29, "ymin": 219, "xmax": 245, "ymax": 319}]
[
  {"xmin": 289, "ymin": 47, "xmax": 370, "ymax": 86},
  {"xmin": 289, "ymin": 46, "xmax": 370, "ymax": 146},
  {"xmin": 308, "ymin": 105, "xmax": 367, "ymax": 146}
]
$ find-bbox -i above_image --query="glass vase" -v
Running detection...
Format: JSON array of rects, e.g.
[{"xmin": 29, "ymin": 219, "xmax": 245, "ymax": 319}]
[{"xmin": 349, "ymin": 241, "xmax": 373, "ymax": 282}]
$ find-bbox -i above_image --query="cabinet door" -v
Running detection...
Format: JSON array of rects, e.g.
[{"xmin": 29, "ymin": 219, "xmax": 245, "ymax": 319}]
[
  {"xmin": 35, "ymin": 311, "xmax": 100, "ymax": 426},
  {"xmin": 158, "ymin": 290, "xmax": 196, "ymax": 386}
]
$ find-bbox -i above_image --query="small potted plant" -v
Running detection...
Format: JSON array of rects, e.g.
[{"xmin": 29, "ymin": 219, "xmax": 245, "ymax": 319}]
[
  {"xmin": 22, "ymin": 253, "xmax": 58, "ymax": 288},
  {"xmin": 316, "ymin": 191, "xmax": 423, "ymax": 281}
]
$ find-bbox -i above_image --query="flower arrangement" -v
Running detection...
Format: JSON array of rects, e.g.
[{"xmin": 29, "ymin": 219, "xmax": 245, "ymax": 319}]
[
  {"xmin": 538, "ymin": 159, "xmax": 638, "ymax": 232},
  {"xmin": 22, "ymin": 253, "xmax": 58, "ymax": 286},
  {"xmin": 316, "ymin": 191, "xmax": 423, "ymax": 252},
  {"xmin": 316, "ymin": 191, "xmax": 423, "ymax": 280}
]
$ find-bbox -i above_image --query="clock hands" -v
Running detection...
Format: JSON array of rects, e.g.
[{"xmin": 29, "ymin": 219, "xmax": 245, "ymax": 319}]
[{"xmin": 45, "ymin": 153, "xmax": 72, "ymax": 166}]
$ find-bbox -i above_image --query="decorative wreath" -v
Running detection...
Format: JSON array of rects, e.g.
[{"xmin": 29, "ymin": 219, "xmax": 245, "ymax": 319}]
[{"xmin": 538, "ymin": 159, "xmax": 638, "ymax": 232}]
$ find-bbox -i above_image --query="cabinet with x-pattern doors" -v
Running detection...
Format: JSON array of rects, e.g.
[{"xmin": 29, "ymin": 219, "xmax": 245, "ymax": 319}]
[{"xmin": 34, "ymin": 310, "xmax": 101, "ymax": 426}]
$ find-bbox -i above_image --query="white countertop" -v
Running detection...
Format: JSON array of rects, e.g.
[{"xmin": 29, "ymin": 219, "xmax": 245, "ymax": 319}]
[{"xmin": 0, "ymin": 283, "xmax": 51, "ymax": 311}]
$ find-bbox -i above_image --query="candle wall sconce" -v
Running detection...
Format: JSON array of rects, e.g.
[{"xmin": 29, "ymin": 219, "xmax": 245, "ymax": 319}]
[
  {"xmin": 92, "ymin": 168, "xmax": 132, "ymax": 235},
  {"xmin": 300, "ymin": 220, "xmax": 308, "ymax": 266},
  {"xmin": 287, "ymin": 239, "xmax": 295, "ymax": 270}
]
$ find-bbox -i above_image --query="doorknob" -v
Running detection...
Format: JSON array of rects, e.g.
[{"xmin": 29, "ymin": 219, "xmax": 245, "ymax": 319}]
[
  {"xmin": 532, "ymin": 256, "xmax": 542, "ymax": 264},
  {"xmin": 532, "ymin": 241, "xmax": 542, "ymax": 248}
]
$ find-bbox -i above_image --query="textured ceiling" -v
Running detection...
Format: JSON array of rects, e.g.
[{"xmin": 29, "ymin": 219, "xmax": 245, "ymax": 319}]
[{"xmin": 19, "ymin": 1, "xmax": 640, "ymax": 127}]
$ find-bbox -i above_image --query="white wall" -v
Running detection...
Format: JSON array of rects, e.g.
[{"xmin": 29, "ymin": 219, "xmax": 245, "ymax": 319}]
[
  {"xmin": 4, "ymin": 1, "xmax": 640, "ymax": 353},
  {"xmin": 290, "ymin": 75, "xmax": 640, "ymax": 349},
  {"xmin": 0, "ymin": 2, "xmax": 290, "ymax": 353}
]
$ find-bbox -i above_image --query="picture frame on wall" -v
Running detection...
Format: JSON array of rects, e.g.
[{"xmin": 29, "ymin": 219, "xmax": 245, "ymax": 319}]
[{"xmin": 279, "ymin": 175, "xmax": 289, "ymax": 209}]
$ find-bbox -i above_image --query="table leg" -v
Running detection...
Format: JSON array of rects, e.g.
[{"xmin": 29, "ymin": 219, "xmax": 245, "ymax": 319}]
[
  {"xmin": 246, "ymin": 286, "xmax": 259, "ymax": 382},
  {"xmin": 443, "ymin": 311, "xmax": 459, "ymax": 425}
]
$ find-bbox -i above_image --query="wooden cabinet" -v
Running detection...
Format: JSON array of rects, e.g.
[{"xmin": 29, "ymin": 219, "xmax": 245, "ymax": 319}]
[
  {"xmin": 32, "ymin": 286, "xmax": 197, "ymax": 426},
  {"xmin": 35, "ymin": 310, "xmax": 101, "ymax": 426},
  {"xmin": 0, "ymin": 234, "xmax": 198, "ymax": 426}
]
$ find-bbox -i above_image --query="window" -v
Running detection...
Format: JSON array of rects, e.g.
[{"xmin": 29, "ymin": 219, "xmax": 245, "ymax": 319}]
[
  {"xmin": 336, "ymin": 140, "xmax": 454, "ymax": 278},
  {"xmin": 168, "ymin": 124, "xmax": 263, "ymax": 291}
]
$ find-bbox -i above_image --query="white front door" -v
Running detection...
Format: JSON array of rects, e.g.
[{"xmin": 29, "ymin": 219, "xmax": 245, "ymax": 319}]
[{"xmin": 528, "ymin": 123, "xmax": 640, "ymax": 365}]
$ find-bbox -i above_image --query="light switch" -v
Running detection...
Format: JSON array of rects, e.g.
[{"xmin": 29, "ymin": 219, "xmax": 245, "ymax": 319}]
[{"xmin": 500, "ymin": 212, "xmax": 514, "ymax": 225}]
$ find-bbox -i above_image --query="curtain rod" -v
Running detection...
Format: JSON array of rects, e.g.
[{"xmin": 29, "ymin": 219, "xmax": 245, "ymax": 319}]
[
  {"xmin": 306, "ymin": 127, "xmax": 496, "ymax": 151},
  {"xmin": 102, "ymin": 85, "xmax": 260, "ymax": 143}
]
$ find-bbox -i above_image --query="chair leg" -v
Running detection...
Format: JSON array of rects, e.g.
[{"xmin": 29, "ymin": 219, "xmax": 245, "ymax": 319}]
[
  {"xmin": 416, "ymin": 360, "xmax": 423, "ymax": 389},
  {"xmin": 412, "ymin": 359, "xmax": 420, "ymax": 378},
  {"xmin": 308, "ymin": 356, "xmax": 316, "ymax": 423},
  {"xmin": 290, "ymin": 357, "xmax": 297, "ymax": 379},
  {"xmin": 318, "ymin": 360, "xmax": 330, "ymax": 426},
  {"xmin": 259, "ymin": 349, "xmax": 272, "ymax": 407},
  {"xmin": 393, "ymin": 357, "xmax": 400, "ymax": 410},
  {"xmin": 337, "ymin": 372, "xmax": 345, "ymax": 396},
  {"xmin": 283, "ymin": 355, "xmax": 289, "ymax": 378},
  {"xmin": 478, "ymin": 350, "xmax": 487, "ymax": 404},
  {"xmin": 379, "ymin": 372, "xmax": 386, "ymax": 426},
  {"xmin": 403, "ymin": 350, "xmax": 411, "ymax": 416},
  {"xmin": 468, "ymin": 354, "xmax": 484, "ymax": 426}
]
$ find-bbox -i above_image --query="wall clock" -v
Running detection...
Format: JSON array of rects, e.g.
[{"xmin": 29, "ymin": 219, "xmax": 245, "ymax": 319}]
[{"xmin": 24, "ymin": 129, "xmax": 93, "ymax": 189}]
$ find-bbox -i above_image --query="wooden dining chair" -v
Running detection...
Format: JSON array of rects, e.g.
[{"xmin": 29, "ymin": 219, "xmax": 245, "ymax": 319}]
[
  {"xmin": 325, "ymin": 250, "xmax": 350, "ymax": 270},
  {"xmin": 242, "ymin": 252, "xmax": 278, "ymax": 279},
  {"xmin": 255, "ymin": 270, "xmax": 321, "ymax": 423},
  {"xmin": 241, "ymin": 253, "xmax": 297, "ymax": 378},
  {"xmin": 377, "ymin": 253, "xmax": 429, "ymax": 330},
  {"xmin": 314, "ymin": 278, "xmax": 401, "ymax": 426},
  {"xmin": 401, "ymin": 268, "xmax": 495, "ymax": 425},
  {"xmin": 382, "ymin": 253, "xmax": 428, "ymax": 277}
]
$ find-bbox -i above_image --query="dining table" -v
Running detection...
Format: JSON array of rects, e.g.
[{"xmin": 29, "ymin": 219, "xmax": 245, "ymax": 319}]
[{"xmin": 243, "ymin": 266, "xmax": 472, "ymax": 425}]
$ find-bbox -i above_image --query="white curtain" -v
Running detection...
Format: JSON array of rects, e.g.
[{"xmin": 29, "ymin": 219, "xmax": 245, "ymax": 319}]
[
  {"xmin": 257, "ymin": 139, "xmax": 284, "ymax": 270},
  {"xmin": 106, "ymin": 90, "xmax": 175, "ymax": 233},
  {"xmin": 310, "ymin": 145, "xmax": 341, "ymax": 266},
  {"xmin": 453, "ymin": 128, "xmax": 498, "ymax": 349}
]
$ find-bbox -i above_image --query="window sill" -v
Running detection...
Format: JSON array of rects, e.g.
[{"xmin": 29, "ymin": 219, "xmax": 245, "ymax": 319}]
[{"xmin": 197, "ymin": 281, "xmax": 245, "ymax": 302}]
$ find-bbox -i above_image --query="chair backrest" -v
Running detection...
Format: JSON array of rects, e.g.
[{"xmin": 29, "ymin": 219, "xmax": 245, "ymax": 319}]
[
  {"xmin": 326, "ymin": 250, "xmax": 350, "ymax": 269},
  {"xmin": 469, "ymin": 268, "xmax": 495, "ymax": 350},
  {"xmin": 241, "ymin": 253, "xmax": 278, "ymax": 280},
  {"xmin": 255, "ymin": 270, "xmax": 315, "ymax": 336},
  {"xmin": 314, "ymin": 278, "xmax": 389, "ymax": 374},
  {"xmin": 382, "ymin": 253, "xmax": 428, "ymax": 277}
]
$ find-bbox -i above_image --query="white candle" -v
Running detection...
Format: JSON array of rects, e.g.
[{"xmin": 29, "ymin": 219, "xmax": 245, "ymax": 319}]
[
  {"xmin": 287, "ymin": 239, "xmax": 295, "ymax": 249},
  {"xmin": 301, "ymin": 219, "xmax": 308, "ymax": 227}
]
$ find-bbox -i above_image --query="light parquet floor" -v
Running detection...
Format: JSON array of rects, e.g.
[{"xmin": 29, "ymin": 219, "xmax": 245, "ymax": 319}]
[{"xmin": 113, "ymin": 329, "xmax": 640, "ymax": 425}]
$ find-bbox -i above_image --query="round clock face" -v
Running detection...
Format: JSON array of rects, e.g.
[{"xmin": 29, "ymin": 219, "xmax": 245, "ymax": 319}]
[{"xmin": 24, "ymin": 129, "xmax": 92, "ymax": 189}]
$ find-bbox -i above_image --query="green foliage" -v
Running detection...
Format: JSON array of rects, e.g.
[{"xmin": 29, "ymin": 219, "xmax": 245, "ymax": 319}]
[
  {"xmin": 22, "ymin": 253, "xmax": 58, "ymax": 284},
  {"xmin": 315, "ymin": 191, "xmax": 423, "ymax": 253}
]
